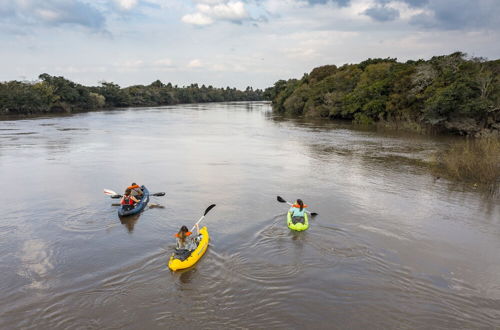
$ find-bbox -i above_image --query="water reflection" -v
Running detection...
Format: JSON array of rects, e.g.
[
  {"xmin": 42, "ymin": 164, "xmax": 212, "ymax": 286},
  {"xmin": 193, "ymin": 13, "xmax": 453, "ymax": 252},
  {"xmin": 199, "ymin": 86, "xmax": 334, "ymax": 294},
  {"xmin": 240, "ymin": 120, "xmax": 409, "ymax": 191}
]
[
  {"xmin": 120, "ymin": 214, "xmax": 141, "ymax": 233},
  {"xmin": 178, "ymin": 268, "xmax": 197, "ymax": 284},
  {"xmin": 18, "ymin": 239, "xmax": 53, "ymax": 290}
]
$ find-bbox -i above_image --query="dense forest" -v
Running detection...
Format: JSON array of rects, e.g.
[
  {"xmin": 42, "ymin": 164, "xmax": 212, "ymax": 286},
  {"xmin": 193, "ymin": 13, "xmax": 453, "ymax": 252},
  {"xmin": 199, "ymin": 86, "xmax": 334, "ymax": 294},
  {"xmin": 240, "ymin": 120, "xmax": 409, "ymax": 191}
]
[
  {"xmin": 0, "ymin": 74, "xmax": 264, "ymax": 116},
  {"xmin": 265, "ymin": 52, "xmax": 500, "ymax": 136}
]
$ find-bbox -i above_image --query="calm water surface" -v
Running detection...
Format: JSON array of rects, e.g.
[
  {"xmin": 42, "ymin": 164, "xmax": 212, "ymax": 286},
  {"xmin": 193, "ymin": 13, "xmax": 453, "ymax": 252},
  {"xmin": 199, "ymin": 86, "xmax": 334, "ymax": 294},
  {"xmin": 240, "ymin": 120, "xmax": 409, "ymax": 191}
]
[{"xmin": 1, "ymin": 102, "xmax": 499, "ymax": 329}]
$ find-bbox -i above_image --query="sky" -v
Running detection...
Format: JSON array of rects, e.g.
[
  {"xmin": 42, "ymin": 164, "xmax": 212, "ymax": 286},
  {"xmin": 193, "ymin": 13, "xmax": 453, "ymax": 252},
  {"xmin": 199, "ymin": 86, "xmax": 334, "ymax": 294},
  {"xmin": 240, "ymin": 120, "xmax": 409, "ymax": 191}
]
[{"xmin": 0, "ymin": 0, "xmax": 499, "ymax": 89}]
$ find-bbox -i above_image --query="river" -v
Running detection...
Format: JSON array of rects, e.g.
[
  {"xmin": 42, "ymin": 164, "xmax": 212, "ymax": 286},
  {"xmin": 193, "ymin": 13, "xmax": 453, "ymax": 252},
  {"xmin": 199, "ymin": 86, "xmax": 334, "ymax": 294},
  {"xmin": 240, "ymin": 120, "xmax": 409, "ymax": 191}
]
[{"xmin": 1, "ymin": 102, "xmax": 499, "ymax": 329}]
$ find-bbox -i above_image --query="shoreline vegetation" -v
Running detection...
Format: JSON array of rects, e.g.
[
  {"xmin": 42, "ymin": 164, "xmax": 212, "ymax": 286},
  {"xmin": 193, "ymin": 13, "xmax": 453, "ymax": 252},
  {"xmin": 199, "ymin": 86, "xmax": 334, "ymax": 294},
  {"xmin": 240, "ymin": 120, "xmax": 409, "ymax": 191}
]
[
  {"xmin": 265, "ymin": 52, "xmax": 499, "ymax": 189},
  {"xmin": 264, "ymin": 52, "xmax": 499, "ymax": 137},
  {"xmin": 431, "ymin": 137, "xmax": 500, "ymax": 191},
  {"xmin": 0, "ymin": 74, "xmax": 264, "ymax": 117}
]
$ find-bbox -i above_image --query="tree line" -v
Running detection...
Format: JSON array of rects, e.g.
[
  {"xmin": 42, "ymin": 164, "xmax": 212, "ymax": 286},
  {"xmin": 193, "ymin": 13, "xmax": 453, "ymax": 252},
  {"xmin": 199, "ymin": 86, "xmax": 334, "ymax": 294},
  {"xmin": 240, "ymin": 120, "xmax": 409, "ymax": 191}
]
[
  {"xmin": 264, "ymin": 52, "xmax": 500, "ymax": 135},
  {"xmin": 0, "ymin": 74, "xmax": 264, "ymax": 116}
]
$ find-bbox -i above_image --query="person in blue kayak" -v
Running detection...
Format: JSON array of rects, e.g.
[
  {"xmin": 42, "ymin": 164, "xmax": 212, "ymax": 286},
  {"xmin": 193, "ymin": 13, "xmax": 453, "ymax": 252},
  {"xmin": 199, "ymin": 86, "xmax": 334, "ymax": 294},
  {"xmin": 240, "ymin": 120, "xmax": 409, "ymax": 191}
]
[
  {"xmin": 288, "ymin": 199, "xmax": 308, "ymax": 225},
  {"xmin": 128, "ymin": 183, "xmax": 143, "ymax": 199},
  {"xmin": 120, "ymin": 188, "xmax": 140, "ymax": 211}
]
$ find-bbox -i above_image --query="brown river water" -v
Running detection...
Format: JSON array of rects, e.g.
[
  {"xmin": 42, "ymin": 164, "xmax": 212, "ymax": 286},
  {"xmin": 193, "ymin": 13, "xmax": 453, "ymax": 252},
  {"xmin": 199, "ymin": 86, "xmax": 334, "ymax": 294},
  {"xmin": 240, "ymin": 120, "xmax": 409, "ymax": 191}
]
[{"xmin": 1, "ymin": 102, "xmax": 499, "ymax": 329}]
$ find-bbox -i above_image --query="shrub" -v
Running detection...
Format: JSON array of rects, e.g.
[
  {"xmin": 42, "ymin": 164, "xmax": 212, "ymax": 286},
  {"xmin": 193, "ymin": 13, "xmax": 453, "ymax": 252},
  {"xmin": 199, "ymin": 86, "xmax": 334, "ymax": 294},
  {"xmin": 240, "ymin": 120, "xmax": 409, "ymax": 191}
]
[{"xmin": 435, "ymin": 138, "xmax": 500, "ymax": 186}]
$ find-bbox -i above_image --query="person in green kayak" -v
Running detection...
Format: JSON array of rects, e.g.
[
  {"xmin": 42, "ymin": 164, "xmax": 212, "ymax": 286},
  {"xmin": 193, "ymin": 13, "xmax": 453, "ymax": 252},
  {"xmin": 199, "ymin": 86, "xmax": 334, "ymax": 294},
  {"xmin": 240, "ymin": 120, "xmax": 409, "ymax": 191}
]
[
  {"xmin": 175, "ymin": 224, "xmax": 200, "ymax": 251},
  {"xmin": 120, "ymin": 188, "xmax": 140, "ymax": 211},
  {"xmin": 288, "ymin": 199, "xmax": 308, "ymax": 225}
]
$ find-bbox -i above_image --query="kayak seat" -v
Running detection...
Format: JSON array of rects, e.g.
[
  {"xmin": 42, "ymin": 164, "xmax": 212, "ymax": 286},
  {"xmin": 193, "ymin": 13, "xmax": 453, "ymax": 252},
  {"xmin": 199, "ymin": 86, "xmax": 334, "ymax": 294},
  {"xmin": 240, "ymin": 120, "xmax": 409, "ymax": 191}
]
[
  {"xmin": 173, "ymin": 236, "xmax": 202, "ymax": 261},
  {"xmin": 173, "ymin": 249, "xmax": 192, "ymax": 261},
  {"xmin": 292, "ymin": 216, "xmax": 305, "ymax": 225},
  {"xmin": 122, "ymin": 204, "xmax": 135, "ymax": 211}
]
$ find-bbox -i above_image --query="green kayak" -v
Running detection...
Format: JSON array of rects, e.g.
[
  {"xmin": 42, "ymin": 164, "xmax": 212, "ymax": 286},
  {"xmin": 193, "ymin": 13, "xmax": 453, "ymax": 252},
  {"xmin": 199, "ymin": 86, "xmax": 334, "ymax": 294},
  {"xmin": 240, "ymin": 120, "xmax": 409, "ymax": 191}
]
[{"xmin": 287, "ymin": 211, "xmax": 309, "ymax": 231}]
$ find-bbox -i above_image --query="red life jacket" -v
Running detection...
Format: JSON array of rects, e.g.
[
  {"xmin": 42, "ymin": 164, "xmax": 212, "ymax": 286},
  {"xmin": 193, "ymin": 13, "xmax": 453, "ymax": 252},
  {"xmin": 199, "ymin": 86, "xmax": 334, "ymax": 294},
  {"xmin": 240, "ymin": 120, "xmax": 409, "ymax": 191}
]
[{"xmin": 121, "ymin": 195, "xmax": 134, "ymax": 205}]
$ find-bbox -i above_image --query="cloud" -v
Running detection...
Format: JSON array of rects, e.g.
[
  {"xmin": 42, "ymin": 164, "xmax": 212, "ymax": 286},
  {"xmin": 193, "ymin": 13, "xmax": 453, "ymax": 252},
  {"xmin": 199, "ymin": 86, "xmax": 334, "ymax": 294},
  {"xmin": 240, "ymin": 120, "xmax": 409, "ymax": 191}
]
[
  {"xmin": 0, "ymin": 2, "xmax": 16, "ymax": 17},
  {"xmin": 408, "ymin": 0, "xmax": 500, "ymax": 30},
  {"xmin": 188, "ymin": 59, "xmax": 203, "ymax": 68},
  {"xmin": 363, "ymin": 4, "xmax": 400, "ymax": 22},
  {"xmin": 114, "ymin": 0, "xmax": 139, "ymax": 10},
  {"xmin": 362, "ymin": 0, "xmax": 500, "ymax": 30},
  {"xmin": 154, "ymin": 58, "xmax": 173, "ymax": 66},
  {"xmin": 182, "ymin": 12, "xmax": 214, "ymax": 25},
  {"xmin": 0, "ymin": 0, "xmax": 106, "ymax": 31},
  {"xmin": 182, "ymin": 0, "xmax": 250, "ymax": 26},
  {"xmin": 398, "ymin": 0, "xmax": 429, "ymax": 8},
  {"xmin": 306, "ymin": 0, "xmax": 351, "ymax": 7}
]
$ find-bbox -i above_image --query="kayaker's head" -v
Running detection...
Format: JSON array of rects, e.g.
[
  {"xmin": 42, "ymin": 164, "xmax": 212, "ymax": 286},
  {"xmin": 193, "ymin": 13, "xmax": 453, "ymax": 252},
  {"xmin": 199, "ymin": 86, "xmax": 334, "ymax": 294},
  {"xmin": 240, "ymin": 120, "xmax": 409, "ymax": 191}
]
[
  {"xmin": 176, "ymin": 225, "xmax": 191, "ymax": 241},
  {"xmin": 131, "ymin": 182, "xmax": 137, "ymax": 186},
  {"xmin": 296, "ymin": 199, "xmax": 304, "ymax": 211},
  {"xmin": 124, "ymin": 188, "xmax": 132, "ymax": 196}
]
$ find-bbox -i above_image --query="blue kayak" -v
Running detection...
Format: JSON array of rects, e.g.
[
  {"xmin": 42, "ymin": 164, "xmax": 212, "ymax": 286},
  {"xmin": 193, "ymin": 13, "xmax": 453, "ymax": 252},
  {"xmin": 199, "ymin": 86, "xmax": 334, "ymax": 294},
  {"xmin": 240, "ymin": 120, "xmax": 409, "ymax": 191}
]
[{"xmin": 118, "ymin": 185, "xmax": 149, "ymax": 217}]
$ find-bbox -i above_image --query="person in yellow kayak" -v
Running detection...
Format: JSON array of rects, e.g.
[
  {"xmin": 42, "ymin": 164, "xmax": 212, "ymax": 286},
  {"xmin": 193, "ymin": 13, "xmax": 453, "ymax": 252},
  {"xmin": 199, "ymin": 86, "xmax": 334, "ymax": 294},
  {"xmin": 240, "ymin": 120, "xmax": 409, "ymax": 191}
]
[
  {"xmin": 288, "ymin": 199, "xmax": 308, "ymax": 225},
  {"xmin": 175, "ymin": 224, "xmax": 200, "ymax": 251}
]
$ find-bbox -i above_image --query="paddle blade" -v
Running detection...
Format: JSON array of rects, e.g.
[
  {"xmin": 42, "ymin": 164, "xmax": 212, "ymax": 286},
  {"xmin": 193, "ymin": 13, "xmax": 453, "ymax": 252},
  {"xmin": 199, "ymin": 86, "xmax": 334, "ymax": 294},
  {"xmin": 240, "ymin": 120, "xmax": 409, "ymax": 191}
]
[
  {"xmin": 104, "ymin": 189, "xmax": 118, "ymax": 196},
  {"xmin": 310, "ymin": 212, "xmax": 318, "ymax": 217},
  {"xmin": 277, "ymin": 196, "xmax": 287, "ymax": 203},
  {"xmin": 110, "ymin": 195, "xmax": 122, "ymax": 199},
  {"xmin": 204, "ymin": 204, "xmax": 216, "ymax": 216},
  {"xmin": 152, "ymin": 192, "xmax": 165, "ymax": 197}
]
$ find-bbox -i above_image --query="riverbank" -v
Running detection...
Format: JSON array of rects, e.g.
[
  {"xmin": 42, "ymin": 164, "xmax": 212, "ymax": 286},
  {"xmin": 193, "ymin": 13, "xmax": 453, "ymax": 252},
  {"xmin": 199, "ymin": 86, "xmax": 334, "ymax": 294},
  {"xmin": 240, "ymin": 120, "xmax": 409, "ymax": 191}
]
[
  {"xmin": 265, "ymin": 52, "xmax": 500, "ymax": 137},
  {"xmin": 430, "ymin": 137, "xmax": 500, "ymax": 191},
  {"xmin": 0, "ymin": 74, "xmax": 264, "ymax": 117}
]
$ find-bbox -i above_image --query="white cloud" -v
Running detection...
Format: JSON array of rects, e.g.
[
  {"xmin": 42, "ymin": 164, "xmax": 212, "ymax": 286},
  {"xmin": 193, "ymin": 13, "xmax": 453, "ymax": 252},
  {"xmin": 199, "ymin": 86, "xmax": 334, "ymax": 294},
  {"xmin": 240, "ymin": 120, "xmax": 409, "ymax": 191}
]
[
  {"xmin": 198, "ymin": 1, "xmax": 247, "ymax": 20},
  {"xmin": 154, "ymin": 58, "xmax": 173, "ymax": 66},
  {"xmin": 188, "ymin": 59, "xmax": 203, "ymax": 68},
  {"xmin": 193, "ymin": 0, "xmax": 227, "ymax": 4},
  {"xmin": 0, "ymin": 0, "xmax": 107, "ymax": 32},
  {"xmin": 36, "ymin": 8, "xmax": 60, "ymax": 21},
  {"xmin": 122, "ymin": 59, "xmax": 144, "ymax": 68},
  {"xmin": 182, "ymin": 12, "xmax": 214, "ymax": 25},
  {"xmin": 115, "ymin": 0, "xmax": 139, "ymax": 10},
  {"xmin": 182, "ymin": 0, "xmax": 249, "ymax": 25}
]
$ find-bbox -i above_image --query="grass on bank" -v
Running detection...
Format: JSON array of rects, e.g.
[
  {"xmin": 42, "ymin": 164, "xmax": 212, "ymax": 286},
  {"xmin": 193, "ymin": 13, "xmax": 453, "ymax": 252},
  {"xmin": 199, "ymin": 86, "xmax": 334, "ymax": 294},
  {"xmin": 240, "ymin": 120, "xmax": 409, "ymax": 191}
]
[{"xmin": 433, "ymin": 138, "xmax": 500, "ymax": 188}]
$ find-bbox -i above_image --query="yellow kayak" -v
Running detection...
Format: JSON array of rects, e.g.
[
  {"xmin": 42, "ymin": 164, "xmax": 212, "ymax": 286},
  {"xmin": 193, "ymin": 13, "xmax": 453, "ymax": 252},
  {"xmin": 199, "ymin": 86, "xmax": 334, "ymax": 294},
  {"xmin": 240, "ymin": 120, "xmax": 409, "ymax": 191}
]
[{"xmin": 168, "ymin": 226, "xmax": 209, "ymax": 271}]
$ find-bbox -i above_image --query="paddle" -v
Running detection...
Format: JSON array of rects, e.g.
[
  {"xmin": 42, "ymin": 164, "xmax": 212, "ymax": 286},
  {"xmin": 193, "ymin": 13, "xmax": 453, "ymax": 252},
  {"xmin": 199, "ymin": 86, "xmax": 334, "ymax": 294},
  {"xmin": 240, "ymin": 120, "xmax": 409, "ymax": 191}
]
[
  {"xmin": 112, "ymin": 203, "xmax": 162, "ymax": 207},
  {"xmin": 103, "ymin": 189, "xmax": 166, "ymax": 199},
  {"xmin": 277, "ymin": 196, "xmax": 318, "ymax": 216},
  {"xmin": 191, "ymin": 204, "xmax": 216, "ymax": 232}
]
